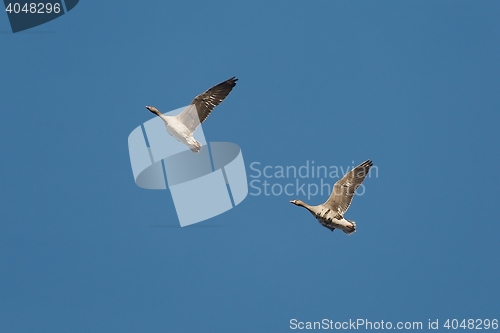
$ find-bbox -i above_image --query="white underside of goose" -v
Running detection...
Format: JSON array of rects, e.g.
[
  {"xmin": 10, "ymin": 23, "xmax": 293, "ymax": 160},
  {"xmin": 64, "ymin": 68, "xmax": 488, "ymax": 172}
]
[{"xmin": 161, "ymin": 114, "xmax": 202, "ymax": 153}]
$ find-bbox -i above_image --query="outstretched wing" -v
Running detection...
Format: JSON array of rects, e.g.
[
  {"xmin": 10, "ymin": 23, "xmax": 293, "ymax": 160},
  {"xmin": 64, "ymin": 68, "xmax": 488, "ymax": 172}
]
[
  {"xmin": 324, "ymin": 160, "xmax": 373, "ymax": 216},
  {"xmin": 177, "ymin": 77, "xmax": 238, "ymax": 132}
]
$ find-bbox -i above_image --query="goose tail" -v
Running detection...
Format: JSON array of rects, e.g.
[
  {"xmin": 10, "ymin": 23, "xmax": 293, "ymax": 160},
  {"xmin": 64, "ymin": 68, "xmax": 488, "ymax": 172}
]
[
  {"xmin": 343, "ymin": 220, "xmax": 356, "ymax": 235},
  {"xmin": 188, "ymin": 139, "xmax": 202, "ymax": 153},
  {"xmin": 190, "ymin": 146, "xmax": 201, "ymax": 153}
]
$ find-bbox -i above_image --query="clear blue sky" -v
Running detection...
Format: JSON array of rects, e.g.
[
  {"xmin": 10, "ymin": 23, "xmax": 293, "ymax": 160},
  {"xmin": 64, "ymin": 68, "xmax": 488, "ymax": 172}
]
[{"xmin": 1, "ymin": 1, "xmax": 499, "ymax": 332}]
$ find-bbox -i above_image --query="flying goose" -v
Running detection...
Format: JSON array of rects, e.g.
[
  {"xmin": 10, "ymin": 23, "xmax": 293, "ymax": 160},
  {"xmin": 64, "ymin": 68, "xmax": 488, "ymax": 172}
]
[
  {"xmin": 290, "ymin": 160, "xmax": 373, "ymax": 234},
  {"xmin": 145, "ymin": 77, "xmax": 238, "ymax": 153}
]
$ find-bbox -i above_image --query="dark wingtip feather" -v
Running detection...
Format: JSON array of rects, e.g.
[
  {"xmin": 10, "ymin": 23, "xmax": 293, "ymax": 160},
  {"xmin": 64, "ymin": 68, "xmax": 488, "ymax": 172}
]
[
  {"xmin": 226, "ymin": 76, "xmax": 238, "ymax": 86},
  {"xmin": 211, "ymin": 77, "xmax": 238, "ymax": 90},
  {"xmin": 363, "ymin": 160, "xmax": 373, "ymax": 167}
]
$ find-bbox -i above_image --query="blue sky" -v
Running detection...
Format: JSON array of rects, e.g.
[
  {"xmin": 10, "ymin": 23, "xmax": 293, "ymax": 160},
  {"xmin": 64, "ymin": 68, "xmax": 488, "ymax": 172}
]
[{"xmin": 1, "ymin": 1, "xmax": 499, "ymax": 332}]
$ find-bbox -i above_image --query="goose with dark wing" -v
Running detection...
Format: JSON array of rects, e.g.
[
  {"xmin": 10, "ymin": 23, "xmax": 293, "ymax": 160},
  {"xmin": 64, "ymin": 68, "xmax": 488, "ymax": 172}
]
[
  {"xmin": 145, "ymin": 77, "xmax": 238, "ymax": 153},
  {"xmin": 290, "ymin": 160, "xmax": 373, "ymax": 234}
]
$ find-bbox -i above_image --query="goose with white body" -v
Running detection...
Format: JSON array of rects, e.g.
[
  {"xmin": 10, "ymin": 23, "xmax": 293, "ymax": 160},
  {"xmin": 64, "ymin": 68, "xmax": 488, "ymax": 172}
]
[{"xmin": 146, "ymin": 77, "xmax": 238, "ymax": 153}]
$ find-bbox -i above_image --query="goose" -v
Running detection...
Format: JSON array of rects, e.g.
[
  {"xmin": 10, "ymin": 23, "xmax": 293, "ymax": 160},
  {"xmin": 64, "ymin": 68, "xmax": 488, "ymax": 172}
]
[
  {"xmin": 145, "ymin": 77, "xmax": 238, "ymax": 153},
  {"xmin": 290, "ymin": 160, "xmax": 373, "ymax": 234}
]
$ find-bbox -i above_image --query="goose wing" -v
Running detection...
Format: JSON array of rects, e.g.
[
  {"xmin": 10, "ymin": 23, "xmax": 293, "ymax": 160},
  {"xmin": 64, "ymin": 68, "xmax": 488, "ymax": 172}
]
[
  {"xmin": 177, "ymin": 77, "xmax": 238, "ymax": 132},
  {"xmin": 324, "ymin": 160, "xmax": 373, "ymax": 216}
]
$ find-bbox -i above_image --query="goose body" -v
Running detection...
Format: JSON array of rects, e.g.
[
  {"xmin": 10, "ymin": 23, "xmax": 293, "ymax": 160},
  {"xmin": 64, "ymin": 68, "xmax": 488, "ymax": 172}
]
[
  {"xmin": 156, "ymin": 114, "xmax": 200, "ymax": 151},
  {"xmin": 290, "ymin": 160, "xmax": 373, "ymax": 234},
  {"xmin": 145, "ymin": 77, "xmax": 238, "ymax": 153}
]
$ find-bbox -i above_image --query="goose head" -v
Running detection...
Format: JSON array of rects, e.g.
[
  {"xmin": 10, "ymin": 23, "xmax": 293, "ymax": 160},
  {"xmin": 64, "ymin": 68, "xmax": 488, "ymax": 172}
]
[
  {"xmin": 145, "ymin": 106, "xmax": 161, "ymax": 116},
  {"xmin": 290, "ymin": 199, "xmax": 305, "ymax": 207}
]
